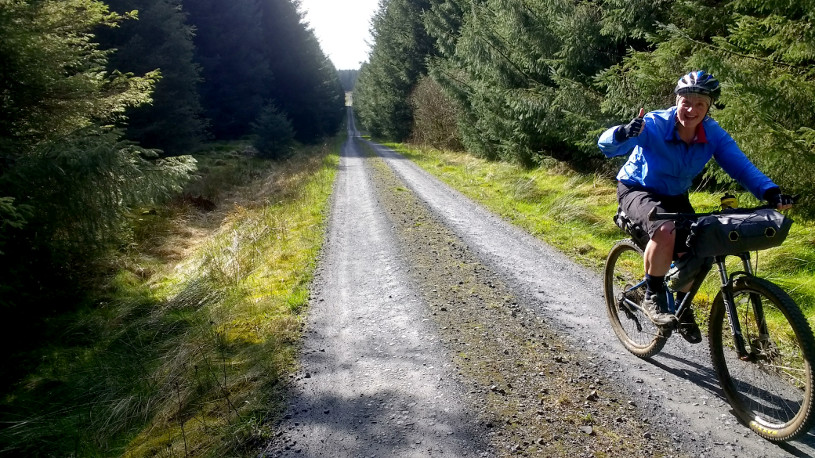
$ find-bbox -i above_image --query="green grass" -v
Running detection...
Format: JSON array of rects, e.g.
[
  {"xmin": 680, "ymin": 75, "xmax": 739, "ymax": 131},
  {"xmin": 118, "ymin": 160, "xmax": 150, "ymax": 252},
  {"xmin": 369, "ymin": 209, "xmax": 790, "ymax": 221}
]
[
  {"xmin": 0, "ymin": 138, "xmax": 341, "ymax": 456},
  {"xmin": 387, "ymin": 143, "xmax": 815, "ymax": 327}
]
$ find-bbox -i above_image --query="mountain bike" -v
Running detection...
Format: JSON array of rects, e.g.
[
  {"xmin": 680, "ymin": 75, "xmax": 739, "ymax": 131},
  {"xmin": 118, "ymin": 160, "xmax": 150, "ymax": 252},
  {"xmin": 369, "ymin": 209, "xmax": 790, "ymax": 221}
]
[{"xmin": 603, "ymin": 201, "xmax": 815, "ymax": 441}]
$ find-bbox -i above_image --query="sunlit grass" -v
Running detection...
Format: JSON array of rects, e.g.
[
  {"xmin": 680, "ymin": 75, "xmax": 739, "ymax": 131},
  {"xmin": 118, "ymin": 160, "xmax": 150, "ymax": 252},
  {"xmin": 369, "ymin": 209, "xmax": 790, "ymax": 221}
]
[
  {"xmin": 0, "ymin": 139, "xmax": 340, "ymax": 456},
  {"xmin": 388, "ymin": 143, "xmax": 815, "ymax": 328}
]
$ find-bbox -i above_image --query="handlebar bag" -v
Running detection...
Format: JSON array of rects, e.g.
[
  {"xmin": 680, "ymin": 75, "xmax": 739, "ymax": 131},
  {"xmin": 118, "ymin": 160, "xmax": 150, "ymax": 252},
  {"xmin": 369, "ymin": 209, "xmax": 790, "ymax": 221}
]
[{"xmin": 687, "ymin": 209, "xmax": 792, "ymax": 258}]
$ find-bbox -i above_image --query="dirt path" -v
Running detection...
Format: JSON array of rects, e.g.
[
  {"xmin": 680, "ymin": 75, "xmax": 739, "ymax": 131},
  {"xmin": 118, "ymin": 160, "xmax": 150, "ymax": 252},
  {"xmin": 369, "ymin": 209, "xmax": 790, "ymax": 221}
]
[{"xmin": 263, "ymin": 110, "xmax": 815, "ymax": 457}]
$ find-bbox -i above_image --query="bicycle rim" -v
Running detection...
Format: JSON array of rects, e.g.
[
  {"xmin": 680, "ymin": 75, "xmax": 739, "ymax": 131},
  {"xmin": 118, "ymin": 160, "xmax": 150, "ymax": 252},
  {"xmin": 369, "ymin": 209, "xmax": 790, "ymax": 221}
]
[
  {"xmin": 709, "ymin": 277, "xmax": 815, "ymax": 441},
  {"xmin": 603, "ymin": 240, "xmax": 666, "ymax": 358}
]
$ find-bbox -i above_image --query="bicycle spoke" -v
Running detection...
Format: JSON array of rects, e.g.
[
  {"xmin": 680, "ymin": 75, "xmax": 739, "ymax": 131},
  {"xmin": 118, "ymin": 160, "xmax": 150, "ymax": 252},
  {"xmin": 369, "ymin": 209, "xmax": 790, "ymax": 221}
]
[
  {"xmin": 710, "ymin": 277, "xmax": 815, "ymax": 441},
  {"xmin": 604, "ymin": 240, "xmax": 666, "ymax": 358}
]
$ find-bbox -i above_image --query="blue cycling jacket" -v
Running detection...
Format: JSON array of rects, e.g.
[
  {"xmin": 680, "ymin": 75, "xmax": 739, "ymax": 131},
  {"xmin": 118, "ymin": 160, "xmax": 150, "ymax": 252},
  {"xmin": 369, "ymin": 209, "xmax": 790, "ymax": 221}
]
[{"xmin": 598, "ymin": 106, "xmax": 777, "ymax": 199}]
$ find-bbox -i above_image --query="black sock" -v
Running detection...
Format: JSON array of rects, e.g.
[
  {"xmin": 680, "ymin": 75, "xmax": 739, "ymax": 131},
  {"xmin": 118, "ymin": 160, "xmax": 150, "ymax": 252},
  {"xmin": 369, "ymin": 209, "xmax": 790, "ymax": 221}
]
[{"xmin": 645, "ymin": 274, "xmax": 665, "ymax": 298}]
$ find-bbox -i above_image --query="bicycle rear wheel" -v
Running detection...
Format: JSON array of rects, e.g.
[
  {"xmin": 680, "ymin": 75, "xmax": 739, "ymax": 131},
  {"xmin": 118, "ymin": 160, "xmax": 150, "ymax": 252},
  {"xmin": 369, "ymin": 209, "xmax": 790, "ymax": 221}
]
[
  {"xmin": 709, "ymin": 276, "xmax": 815, "ymax": 441},
  {"xmin": 603, "ymin": 239, "xmax": 666, "ymax": 358}
]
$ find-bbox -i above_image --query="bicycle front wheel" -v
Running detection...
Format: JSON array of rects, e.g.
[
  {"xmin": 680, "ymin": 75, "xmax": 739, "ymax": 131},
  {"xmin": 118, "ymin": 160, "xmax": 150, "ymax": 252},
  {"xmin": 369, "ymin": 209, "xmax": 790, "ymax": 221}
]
[
  {"xmin": 603, "ymin": 239, "xmax": 666, "ymax": 358},
  {"xmin": 709, "ymin": 276, "xmax": 815, "ymax": 441}
]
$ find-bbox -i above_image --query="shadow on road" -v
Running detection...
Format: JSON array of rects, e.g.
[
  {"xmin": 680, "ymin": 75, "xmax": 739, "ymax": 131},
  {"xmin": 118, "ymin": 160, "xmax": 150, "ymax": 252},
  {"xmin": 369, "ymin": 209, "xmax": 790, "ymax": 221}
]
[{"xmin": 647, "ymin": 350, "xmax": 815, "ymax": 454}]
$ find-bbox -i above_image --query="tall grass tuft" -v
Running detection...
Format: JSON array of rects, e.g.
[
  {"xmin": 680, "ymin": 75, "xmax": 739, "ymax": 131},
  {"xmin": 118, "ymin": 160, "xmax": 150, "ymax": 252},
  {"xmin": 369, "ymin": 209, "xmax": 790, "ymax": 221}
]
[{"xmin": 0, "ymin": 138, "xmax": 340, "ymax": 456}]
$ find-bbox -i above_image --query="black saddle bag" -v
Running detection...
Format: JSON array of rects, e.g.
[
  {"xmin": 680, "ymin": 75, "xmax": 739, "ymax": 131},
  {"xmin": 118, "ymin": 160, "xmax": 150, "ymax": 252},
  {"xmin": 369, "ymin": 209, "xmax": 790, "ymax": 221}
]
[
  {"xmin": 687, "ymin": 209, "xmax": 792, "ymax": 258},
  {"xmin": 614, "ymin": 209, "xmax": 649, "ymax": 250}
]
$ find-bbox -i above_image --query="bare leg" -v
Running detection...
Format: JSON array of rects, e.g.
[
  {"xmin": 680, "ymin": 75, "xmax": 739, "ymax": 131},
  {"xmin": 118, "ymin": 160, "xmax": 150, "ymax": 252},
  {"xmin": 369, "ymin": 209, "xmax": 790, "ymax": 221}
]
[{"xmin": 644, "ymin": 221, "xmax": 675, "ymax": 277}]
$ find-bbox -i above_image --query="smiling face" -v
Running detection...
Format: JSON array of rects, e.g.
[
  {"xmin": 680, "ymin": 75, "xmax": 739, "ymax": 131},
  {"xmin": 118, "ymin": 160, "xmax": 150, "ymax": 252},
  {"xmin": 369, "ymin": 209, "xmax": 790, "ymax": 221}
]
[{"xmin": 676, "ymin": 94, "xmax": 711, "ymax": 130}]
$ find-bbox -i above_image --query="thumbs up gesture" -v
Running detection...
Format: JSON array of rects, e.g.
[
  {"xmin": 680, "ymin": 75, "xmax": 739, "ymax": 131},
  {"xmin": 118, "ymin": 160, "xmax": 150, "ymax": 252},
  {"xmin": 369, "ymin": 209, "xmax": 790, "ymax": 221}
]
[{"xmin": 615, "ymin": 108, "xmax": 646, "ymax": 142}]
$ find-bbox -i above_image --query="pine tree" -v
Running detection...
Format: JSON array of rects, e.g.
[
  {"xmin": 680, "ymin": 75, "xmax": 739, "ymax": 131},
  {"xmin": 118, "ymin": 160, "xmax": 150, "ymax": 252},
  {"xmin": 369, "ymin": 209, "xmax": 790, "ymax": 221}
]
[
  {"xmin": 260, "ymin": 0, "xmax": 344, "ymax": 143},
  {"xmin": 338, "ymin": 69, "xmax": 360, "ymax": 92},
  {"xmin": 355, "ymin": 0, "xmax": 435, "ymax": 141},
  {"xmin": 100, "ymin": 0, "xmax": 208, "ymax": 155},
  {"xmin": 184, "ymin": 0, "xmax": 343, "ymax": 143},
  {"xmin": 184, "ymin": 0, "xmax": 271, "ymax": 139},
  {"xmin": 0, "ymin": 0, "xmax": 195, "ymax": 314},
  {"xmin": 360, "ymin": 0, "xmax": 814, "ymax": 211}
]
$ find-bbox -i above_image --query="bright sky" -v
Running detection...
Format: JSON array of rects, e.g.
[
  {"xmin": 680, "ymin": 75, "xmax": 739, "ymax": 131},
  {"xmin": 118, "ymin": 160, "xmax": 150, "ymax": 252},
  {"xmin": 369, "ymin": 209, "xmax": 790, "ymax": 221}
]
[{"xmin": 298, "ymin": 0, "xmax": 380, "ymax": 70}]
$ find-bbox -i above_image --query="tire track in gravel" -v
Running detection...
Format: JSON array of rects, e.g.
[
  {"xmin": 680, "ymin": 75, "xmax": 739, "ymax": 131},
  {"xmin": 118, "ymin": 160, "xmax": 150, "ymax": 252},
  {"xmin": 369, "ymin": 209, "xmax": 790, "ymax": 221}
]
[
  {"xmin": 262, "ymin": 112, "xmax": 490, "ymax": 457},
  {"xmin": 264, "ymin": 110, "xmax": 679, "ymax": 457},
  {"xmin": 362, "ymin": 145, "xmax": 681, "ymax": 456}
]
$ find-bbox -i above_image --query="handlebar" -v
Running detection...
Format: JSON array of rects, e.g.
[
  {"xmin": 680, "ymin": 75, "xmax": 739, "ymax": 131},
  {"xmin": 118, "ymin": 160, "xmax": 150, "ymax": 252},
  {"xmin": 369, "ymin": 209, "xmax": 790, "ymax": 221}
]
[
  {"xmin": 648, "ymin": 194, "xmax": 800, "ymax": 222},
  {"xmin": 648, "ymin": 205, "xmax": 775, "ymax": 222}
]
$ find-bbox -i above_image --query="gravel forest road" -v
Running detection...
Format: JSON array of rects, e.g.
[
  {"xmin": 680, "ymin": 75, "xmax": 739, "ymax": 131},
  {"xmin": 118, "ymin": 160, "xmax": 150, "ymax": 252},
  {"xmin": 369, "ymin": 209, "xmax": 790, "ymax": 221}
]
[{"xmin": 263, "ymin": 110, "xmax": 815, "ymax": 457}]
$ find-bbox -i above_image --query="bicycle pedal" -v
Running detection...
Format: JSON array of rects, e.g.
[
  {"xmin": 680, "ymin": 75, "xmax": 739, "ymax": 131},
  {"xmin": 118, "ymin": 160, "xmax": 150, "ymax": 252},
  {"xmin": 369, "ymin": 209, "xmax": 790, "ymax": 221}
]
[{"xmin": 657, "ymin": 317, "xmax": 679, "ymax": 332}]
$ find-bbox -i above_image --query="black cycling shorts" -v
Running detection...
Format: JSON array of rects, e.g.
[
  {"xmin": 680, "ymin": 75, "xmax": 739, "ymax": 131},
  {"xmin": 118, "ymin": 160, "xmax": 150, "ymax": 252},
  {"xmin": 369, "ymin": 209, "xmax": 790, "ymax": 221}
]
[{"xmin": 617, "ymin": 182, "xmax": 694, "ymax": 255}]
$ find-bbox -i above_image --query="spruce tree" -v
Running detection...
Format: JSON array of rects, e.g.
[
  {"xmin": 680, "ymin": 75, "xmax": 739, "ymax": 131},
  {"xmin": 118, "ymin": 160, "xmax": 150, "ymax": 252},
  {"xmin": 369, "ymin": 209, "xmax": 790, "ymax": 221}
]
[
  {"xmin": 355, "ymin": 0, "xmax": 435, "ymax": 141},
  {"xmin": 338, "ymin": 69, "xmax": 360, "ymax": 92},
  {"xmin": 260, "ymin": 0, "xmax": 343, "ymax": 143},
  {"xmin": 184, "ymin": 0, "xmax": 271, "ymax": 139},
  {"xmin": 0, "ymin": 0, "xmax": 195, "ymax": 321},
  {"xmin": 100, "ymin": 0, "xmax": 207, "ymax": 155}
]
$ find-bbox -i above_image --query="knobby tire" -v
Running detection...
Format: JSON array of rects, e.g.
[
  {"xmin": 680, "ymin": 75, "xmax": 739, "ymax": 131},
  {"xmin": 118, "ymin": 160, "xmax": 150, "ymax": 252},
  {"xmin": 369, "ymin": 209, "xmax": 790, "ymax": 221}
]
[
  {"xmin": 604, "ymin": 239, "xmax": 667, "ymax": 358},
  {"xmin": 709, "ymin": 276, "xmax": 815, "ymax": 441}
]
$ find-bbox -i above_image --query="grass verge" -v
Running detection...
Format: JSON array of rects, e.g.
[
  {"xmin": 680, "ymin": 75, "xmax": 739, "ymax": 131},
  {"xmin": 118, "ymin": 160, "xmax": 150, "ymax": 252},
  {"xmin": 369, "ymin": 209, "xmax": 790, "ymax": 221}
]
[
  {"xmin": 385, "ymin": 143, "xmax": 815, "ymax": 328},
  {"xmin": 0, "ymin": 139, "xmax": 340, "ymax": 456}
]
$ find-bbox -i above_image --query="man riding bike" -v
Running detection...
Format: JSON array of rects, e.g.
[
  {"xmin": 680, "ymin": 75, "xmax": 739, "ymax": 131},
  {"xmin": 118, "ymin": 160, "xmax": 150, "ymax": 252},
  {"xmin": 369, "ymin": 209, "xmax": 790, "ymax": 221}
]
[{"xmin": 597, "ymin": 70, "xmax": 794, "ymax": 343}]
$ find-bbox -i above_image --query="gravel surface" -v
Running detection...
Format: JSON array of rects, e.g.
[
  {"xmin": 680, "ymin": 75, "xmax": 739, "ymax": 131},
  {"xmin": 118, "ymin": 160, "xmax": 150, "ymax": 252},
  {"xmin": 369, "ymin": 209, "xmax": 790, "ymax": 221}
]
[{"xmin": 263, "ymin": 110, "xmax": 815, "ymax": 457}]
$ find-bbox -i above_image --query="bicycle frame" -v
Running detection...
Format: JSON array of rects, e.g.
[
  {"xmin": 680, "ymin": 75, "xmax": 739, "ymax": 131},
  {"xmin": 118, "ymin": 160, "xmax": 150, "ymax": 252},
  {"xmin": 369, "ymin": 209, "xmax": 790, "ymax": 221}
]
[
  {"xmin": 621, "ymin": 247, "xmax": 769, "ymax": 360},
  {"xmin": 608, "ymin": 200, "xmax": 815, "ymax": 441},
  {"xmin": 672, "ymin": 250, "xmax": 772, "ymax": 360},
  {"xmin": 643, "ymin": 205, "xmax": 781, "ymax": 357}
]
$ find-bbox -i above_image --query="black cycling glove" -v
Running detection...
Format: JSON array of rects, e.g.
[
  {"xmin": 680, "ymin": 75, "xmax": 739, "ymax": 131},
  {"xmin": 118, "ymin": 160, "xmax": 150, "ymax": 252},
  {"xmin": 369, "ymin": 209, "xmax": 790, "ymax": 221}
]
[
  {"xmin": 614, "ymin": 115, "xmax": 645, "ymax": 142},
  {"xmin": 763, "ymin": 187, "xmax": 795, "ymax": 208}
]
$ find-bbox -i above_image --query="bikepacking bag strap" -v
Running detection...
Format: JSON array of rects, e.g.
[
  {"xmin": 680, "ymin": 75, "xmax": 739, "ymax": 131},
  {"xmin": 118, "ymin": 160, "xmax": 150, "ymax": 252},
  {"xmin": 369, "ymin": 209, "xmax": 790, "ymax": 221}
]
[
  {"xmin": 614, "ymin": 208, "xmax": 649, "ymax": 249},
  {"xmin": 687, "ymin": 209, "xmax": 793, "ymax": 257}
]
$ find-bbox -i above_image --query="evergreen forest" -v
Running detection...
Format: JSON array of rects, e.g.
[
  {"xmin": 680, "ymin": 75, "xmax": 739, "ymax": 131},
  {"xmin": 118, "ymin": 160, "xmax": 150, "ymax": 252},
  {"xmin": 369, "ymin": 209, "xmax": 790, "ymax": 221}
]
[
  {"xmin": 0, "ymin": 0, "xmax": 344, "ymax": 373},
  {"xmin": 355, "ymin": 0, "xmax": 815, "ymax": 214},
  {"xmin": 338, "ymin": 69, "xmax": 360, "ymax": 92}
]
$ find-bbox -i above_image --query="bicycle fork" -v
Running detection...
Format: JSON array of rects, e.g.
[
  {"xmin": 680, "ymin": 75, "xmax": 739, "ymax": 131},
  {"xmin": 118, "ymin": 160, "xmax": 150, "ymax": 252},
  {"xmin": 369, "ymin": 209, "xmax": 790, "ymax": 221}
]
[{"xmin": 716, "ymin": 253, "xmax": 769, "ymax": 361}]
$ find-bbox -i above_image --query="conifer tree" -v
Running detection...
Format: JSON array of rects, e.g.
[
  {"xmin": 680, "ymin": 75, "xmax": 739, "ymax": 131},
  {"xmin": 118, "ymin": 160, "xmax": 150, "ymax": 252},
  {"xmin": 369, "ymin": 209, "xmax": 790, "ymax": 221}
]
[
  {"xmin": 0, "ymin": 0, "xmax": 195, "ymax": 313},
  {"xmin": 100, "ymin": 0, "xmax": 207, "ymax": 155},
  {"xmin": 260, "ymin": 0, "xmax": 344, "ymax": 143},
  {"xmin": 352, "ymin": 0, "xmax": 815, "ymax": 211},
  {"xmin": 355, "ymin": 0, "xmax": 435, "ymax": 140},
  {"xmin": 338, "ymin": 69, "xmax": 360, "ymax": 92},
  {"xmin": 184, "ymin": 0, "xmax": 343, "ymax": 143},
  {"xmin": 184, "ymin": 0, "xmax": 271, "ymax": 139}
]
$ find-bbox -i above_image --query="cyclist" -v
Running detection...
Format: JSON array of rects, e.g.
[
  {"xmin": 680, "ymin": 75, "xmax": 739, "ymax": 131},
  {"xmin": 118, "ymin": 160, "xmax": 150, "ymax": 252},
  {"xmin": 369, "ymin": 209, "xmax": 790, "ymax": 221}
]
[{"xmin": 597, "ymin": 70, "xmax": 794, "ymax": 343}]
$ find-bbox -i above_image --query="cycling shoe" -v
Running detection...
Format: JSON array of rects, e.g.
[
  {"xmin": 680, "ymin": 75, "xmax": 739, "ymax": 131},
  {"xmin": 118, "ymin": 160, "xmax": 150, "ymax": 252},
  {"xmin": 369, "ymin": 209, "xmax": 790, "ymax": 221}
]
[
  {"xmin": 677, "ymin": 308, "xmax": 702, "ymax": 344},
  {"xmin": 642, "ymin": 294, "xmax": 676, "ymax": 327}
]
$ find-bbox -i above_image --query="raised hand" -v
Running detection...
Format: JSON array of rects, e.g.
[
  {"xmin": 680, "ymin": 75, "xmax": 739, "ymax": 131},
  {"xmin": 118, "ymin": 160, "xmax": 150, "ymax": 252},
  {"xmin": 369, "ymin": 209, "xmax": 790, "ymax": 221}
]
[{"xmin": 615, "ymin": 108, "xmax": 646, "ymax": 142}]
